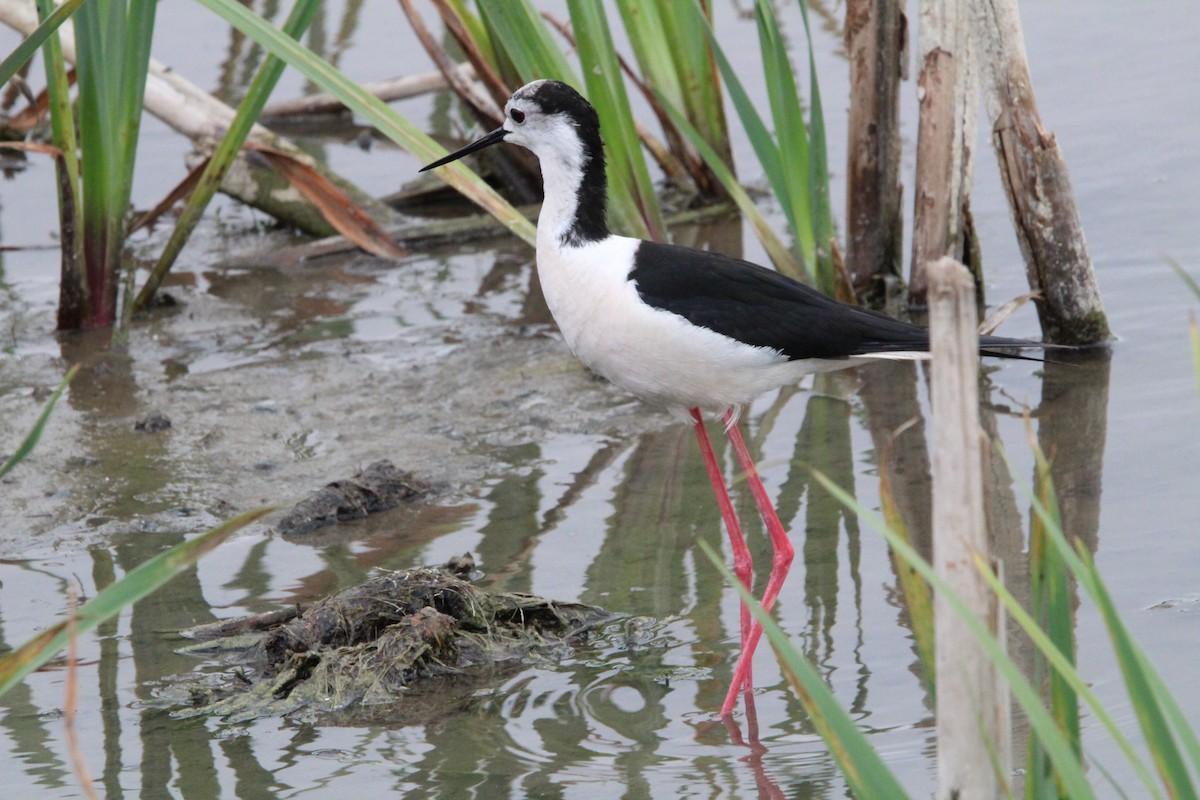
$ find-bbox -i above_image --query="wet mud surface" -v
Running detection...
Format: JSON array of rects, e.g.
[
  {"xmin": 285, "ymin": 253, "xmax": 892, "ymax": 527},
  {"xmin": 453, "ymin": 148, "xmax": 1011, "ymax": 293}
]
[{"xmin": 0, "ymin": 233, "xmax": 666, "ymax": 559}]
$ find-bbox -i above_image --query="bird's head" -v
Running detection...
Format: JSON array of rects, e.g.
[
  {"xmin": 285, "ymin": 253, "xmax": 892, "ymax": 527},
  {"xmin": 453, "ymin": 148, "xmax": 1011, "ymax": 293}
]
[{"xmin": 420, "ymin": 79, "xmax": 602, "ymax": 174}]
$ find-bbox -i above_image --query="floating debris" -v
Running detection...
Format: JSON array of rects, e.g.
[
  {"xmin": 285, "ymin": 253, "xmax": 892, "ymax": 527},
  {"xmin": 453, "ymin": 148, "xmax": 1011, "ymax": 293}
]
[
  {"xmin": 275, "ymin": 459, "xmax": 430, "ymax": 536},
  {"xmin": 170, "ymin": 554, "xmax": 612, "ymax": 723},
  {"xmin": 134, "ymin": 413, "xmax": 172, "ymax": 433}
]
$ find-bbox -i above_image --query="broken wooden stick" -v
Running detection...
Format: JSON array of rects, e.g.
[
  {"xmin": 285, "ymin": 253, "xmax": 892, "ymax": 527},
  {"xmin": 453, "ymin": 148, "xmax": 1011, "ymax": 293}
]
[
  {"xmin": 845, "ymin": 0, "xmax": 906, "ymax": 301},
  {"xmin": 969, "ymin": 0, "xmax": 1110, "ymax": 345},
  {"xmin": 909, "ymin": 0, "xmax": 982, "ymax": 308}
]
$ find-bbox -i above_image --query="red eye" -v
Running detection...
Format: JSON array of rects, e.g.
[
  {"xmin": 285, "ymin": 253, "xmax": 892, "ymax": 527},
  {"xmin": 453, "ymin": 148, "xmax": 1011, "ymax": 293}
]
[{"xmin": 510, "ymin": 108, "xmax": 526, "ymax": 124}]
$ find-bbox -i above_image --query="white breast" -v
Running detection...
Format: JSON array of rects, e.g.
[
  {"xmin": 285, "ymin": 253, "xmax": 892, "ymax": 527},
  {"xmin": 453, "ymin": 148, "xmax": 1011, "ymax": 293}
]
[{"xmin": 536, "ymin": 234, "xmax": 818, "ymax": 411}]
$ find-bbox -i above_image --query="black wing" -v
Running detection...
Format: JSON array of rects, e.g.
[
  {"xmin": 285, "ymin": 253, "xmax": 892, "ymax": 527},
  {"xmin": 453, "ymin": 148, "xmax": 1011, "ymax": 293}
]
[{"xmin": 629, "ymin": 241, "xmax": 1040, "ymax": 360}]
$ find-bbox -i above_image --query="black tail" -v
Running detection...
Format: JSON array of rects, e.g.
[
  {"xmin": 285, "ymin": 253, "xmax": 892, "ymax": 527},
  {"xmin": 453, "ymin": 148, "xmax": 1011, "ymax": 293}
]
[{"xmin": 979, "ymin": 333, "xmax": 1073, "ymax": 363}]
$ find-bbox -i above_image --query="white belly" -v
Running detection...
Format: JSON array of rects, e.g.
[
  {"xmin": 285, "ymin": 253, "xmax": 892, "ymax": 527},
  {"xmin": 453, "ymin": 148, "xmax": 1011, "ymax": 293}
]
[{"xmin": 536, "ymin": 236, "xmax": 822, "ymax": 411}]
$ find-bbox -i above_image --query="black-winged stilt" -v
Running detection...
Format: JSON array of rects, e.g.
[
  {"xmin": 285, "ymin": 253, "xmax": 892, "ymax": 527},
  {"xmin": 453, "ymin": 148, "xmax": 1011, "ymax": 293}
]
[{"xmin": 422, "ymin": 79, "xmax": 1048, "ymax": 716}]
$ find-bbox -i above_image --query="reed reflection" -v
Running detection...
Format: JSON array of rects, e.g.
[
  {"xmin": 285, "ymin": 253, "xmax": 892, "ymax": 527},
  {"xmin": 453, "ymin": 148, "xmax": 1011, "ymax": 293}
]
[{"xmin": 854, "ymin": 347, "xmax": 1113, "ymax": 784}]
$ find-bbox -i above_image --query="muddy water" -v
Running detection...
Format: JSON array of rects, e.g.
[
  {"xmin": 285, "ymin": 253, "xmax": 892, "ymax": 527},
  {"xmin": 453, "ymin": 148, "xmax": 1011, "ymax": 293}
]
[{"xmin": 2, "ymin": 2, "xmax": 1200, "ymax": 798}]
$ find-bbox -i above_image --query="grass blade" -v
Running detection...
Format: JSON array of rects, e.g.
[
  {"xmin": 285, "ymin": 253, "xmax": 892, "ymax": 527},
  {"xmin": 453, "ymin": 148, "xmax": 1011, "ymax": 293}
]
[
  {"xmin": 440, "ymin": 0, "xmax": 498, "ymax": 78},
  {"xmin": 654, "ymin": 90, "xmax": 804, "ymax": 278},
  {"xmin": 1166, "ymin": 259, "xmax": 1200, "ymax": 406},
  {"xmin": 1026, "ymin": 445, "xmax": 1082, "ymax": 798},
  {"xmin": 71, "ymin": 0, "xmax": 116, "ymax": 323},
  {"xmin": 34, "ymin": 0, "xmax": 87, "ymax": 324},
  {"xmin": 680, "ymin": 0, "xmax": 814, "ymax": 283},
  {"xmin": 879, "ymin": 461, "xmax": 935, "ymax": 697},
  {"xmin": 0, "ymin": 507, "xmax": 273, "ymax": 698},
  {"xmin": 194, "ymin": 0, "xmax": 534, "ymax": 245},
  {"xmin": 1083, "ymin": 545, "xmax": 1199, "ymax": 797},
  {"xmin": 813, "ymin": 470, "xmax": 1098, "ymax": 799},
  {"xmin": 1167, "ymin": 258, "xmax": 1200, "ymax": 302},
  {"xmin": 614, "ymin": 1, "xmax": 682, "ymax": 107},
  {"xmin": 613, "ymin": 0, "xmax": 728, "ymax": 193},
  {"xmin": 113, "ymin": 0, "xmax": 157, "ymax": 240},
  {"xmin": 685, "ymin": 1, "xmax": 794, "ymax": 228},
  {"xmin": 755, "ymin": 0, "xmax": 814, "ymax": 270},
  {"xmin": 0, "ymin": 365, "xmax": 78, "ymax": 480},
  {"xmin": 1191, "ymin": 313, "xmax": 1200, "ymax": 406},
  {"xmin": 1135, "ymin": 632, "xmax": 1200, "ymax": 783},
  {"xmin": 974, "ymin": 549, "xmax": 1165, "ymax": 800},
  {"xmin": 0, "ymin": 0, "xmax": 86, "ymax": 87},
  {"xmin": 133, "ymin": 0, "xmax": 322, "ymax": 313},
  {"xmin": 1006, "ymin": 436, "xmax": 1200, "ymax": 796},
  {"xmin": 797, "ymin": 0, "xmax": 835, "ymax": 293},
  {"xmin": 660, "ymin": 0, "xmax": 727, "ymax": 159},
  {"xmin": 476, "ymin": 0, "xmax": 574, "ymax": 84},
  {"xmin": 67, "ymin": 0, "xmax": 157, "ymax": 327},
  {"xmin": 567, "ymin": 0, "xmax": 662, "ymax": 239}
]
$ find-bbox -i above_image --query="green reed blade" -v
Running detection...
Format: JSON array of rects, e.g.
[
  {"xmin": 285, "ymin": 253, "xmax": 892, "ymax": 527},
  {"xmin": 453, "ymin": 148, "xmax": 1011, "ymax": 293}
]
[
  {"xmin": 975, "ymin": 548, "xmax": 1165, "ymax": 800},
  {"xmin": 1167, "ymin": 258, "xmax": 1200, "ymax": 302},
  {"xmin": 1082, "ymin": 544, "xmax": 1199, "ymax": 795},
  {"xmin": 195, "ymin": 0, "xmax": 533, "ymax": 245},
  {"xmin": 567, "ymin": 0, "xmax": 662, "ymax": 239},
  {"xmin": 1136, "ymin": 628, "xmax": 1200, "ymax": 783},
  {"xmin": 0, "ymin": 0, "xmax": 87, "ymax": 87},
  {"xmin": 662, "ymin": 0, "xmax": 727, "ymax": 158},
  {"xmin": 614, "ymin": 0, "xmax": 682, "ymax": 106},
  {"xmin": 614, "ymin": 0, "xmax": 726, "ymax": 155},
  {"xmin": 655, "ymin": 91, "xmax": 805, "ymax": 280},
  {"xmin": 134, "ymin": 0, "xmax": 321, "ymax": 314},
  {"xmin": 1006, "ymin": 438, "xmax": 1200, "ymax": 796},
  {"xmin": 699, "ymin": 541, "xmax": 913, "ymax": 799},
  {"xmin": 612, "ymin": 0, "xmax": 726, "ymax": 199},
  {"xmin": 0, "ymin": 366, "xmax": 78, "ymax": 480},
  {"xmin": 1026, "ymin": 443, "xmax": 1082, "ymax": 799},
  {"xmin": 61, "ymin": 0, "xmax": 157, "ymax": 326},
  {"xmin": 442, "ymin": 0, "xmax": 496, "ymax": 69},
  {"xmin": 72, "ymin": 0, "xmax": 116, "ymax": 286},
  {"xmin": 34, "ymin": 0, "xmax": 86, "ymax": 317},
  {"xmin": 113, "ymin": 0, "xmax": 157, "ymax": 236},
  {"xmin": 476, "ymin": 0, "xmax": 573, "ymax": 84},
  {"xmin": 1191, "ymin": 315, "xmax": 1200, "ymax": 406},
  {"xmin": 755, "ymin": 0, "xmax": 815, "ymax": 273},
  {"xmin": 879, "ymin": 464, "xmax": 936, "ymax": 698},
  {"xmin": 814, "ymin": 470, "xmax": 1099, "ymax": 799},
  {"xmin": 797, "ymin": 0, "xmax": 834, "ymax": 292},
  {"xmin": 685, "ymin": 0, "xmax": 793, "ymax": 226},
  {"xmin": 1084, "ymin": 547, "xmax": 1198, "ymax": 797},
  {"xmin": 0, "ymin": 507, "xmax": 273, "ymax": 698},
  {"xmin": 683, "ymin": 0, "xmax": 818, "ymax": 283},
  {"xmin": 1165, "ymin": 260, "xmax": 1200, "ymax": 407}
]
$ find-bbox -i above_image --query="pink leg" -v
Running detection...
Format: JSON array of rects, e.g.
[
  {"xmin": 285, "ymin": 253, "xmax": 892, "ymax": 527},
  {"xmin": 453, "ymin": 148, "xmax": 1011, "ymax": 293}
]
[
  {"xmin": 720, "ymin": 691, "xmax": 787, "ymax": 800},
  {"xmin": 720, "ymin": 410, "xmax": 795, "ymax": 716},
  {"xmin": 689, "ymin": 409, "xmax": 754, "ymax": 685}
]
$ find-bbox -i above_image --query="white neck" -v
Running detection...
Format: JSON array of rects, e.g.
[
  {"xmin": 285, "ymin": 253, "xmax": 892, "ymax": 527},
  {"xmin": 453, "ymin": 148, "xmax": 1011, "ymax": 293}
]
[
  {"xmin": 536, "ymin": 152, "xmax": 586, "ymax": 250},
  {"xmin": 514, "ymin": 114, "xmax": 602, "ymax": 249}
]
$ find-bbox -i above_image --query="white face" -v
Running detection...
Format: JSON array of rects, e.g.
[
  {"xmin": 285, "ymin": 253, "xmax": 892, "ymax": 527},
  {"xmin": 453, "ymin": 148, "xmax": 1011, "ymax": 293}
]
[{"xmin": 502, "ymin": 85, "xmax": 586, "ymax": 172}]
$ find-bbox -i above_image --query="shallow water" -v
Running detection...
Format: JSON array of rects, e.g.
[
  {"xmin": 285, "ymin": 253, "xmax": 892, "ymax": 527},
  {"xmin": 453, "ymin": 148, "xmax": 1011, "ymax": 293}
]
[{"xmin": 2, "ymin": 2, "xmax": 1199, "ymax": 798}]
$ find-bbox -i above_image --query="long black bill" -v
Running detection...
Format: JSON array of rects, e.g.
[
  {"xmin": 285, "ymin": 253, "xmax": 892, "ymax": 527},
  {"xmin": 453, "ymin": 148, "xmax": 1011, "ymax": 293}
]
[{"xmin": 419, "ymin": 127, "xmax": 508, "ymax": 172}]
